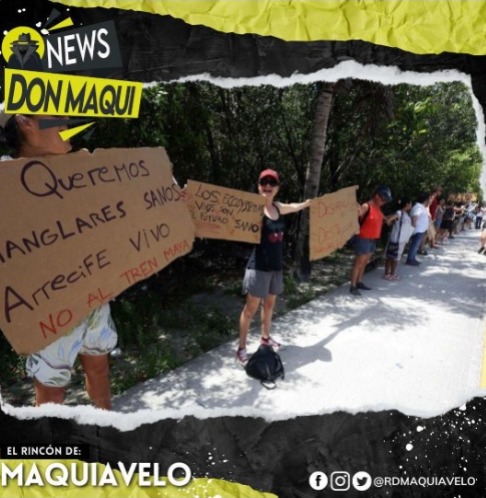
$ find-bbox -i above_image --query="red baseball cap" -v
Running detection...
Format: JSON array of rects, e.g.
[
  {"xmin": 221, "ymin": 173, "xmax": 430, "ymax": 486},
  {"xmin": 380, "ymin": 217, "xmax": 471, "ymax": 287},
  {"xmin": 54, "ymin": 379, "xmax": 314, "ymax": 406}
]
[{"xmin": 258, "ymin": 169, "xmax": 279, "ymax": 182}]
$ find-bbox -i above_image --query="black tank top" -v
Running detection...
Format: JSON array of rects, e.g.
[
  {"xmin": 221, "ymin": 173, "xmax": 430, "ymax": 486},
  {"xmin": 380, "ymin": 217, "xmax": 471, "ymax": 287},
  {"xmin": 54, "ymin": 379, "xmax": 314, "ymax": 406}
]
[
  {"xmin": 443, "ymin": 206, "xmax": 455, "ymax": 220},
  {"xmin": 247, "ymin": 205, "xmax": 285, "ymax": 271}
]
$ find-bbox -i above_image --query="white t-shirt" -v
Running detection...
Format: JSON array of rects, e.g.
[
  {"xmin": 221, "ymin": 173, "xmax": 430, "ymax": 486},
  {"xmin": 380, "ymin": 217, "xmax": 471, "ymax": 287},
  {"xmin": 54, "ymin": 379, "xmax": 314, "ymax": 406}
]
[
  {"xmin": 410, "ymin": 202, "xmax": 429, "ymax": 233},
  {"xmin": 390, "ymin": 210, "xmax": 414, "ymax": 243}
]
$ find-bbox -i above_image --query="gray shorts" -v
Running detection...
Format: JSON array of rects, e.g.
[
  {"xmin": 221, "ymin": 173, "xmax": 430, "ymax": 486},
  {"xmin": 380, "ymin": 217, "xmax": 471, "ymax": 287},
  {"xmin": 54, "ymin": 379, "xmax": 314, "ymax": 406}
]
[
  {"xmin": 242, "ymin": 269, "xmax": 284, "ymax": 298},
  {"xmin": 25, "ymin": 304, "xmax": 117, "ymax": 388}
]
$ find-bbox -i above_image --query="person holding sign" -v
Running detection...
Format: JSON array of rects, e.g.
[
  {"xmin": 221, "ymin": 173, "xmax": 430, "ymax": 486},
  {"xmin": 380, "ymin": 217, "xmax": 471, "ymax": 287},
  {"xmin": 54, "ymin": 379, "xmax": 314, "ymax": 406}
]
[
  {"xmin": 0, "ymin": 112, "xmax": 117, "ymax": 409},
  {"xmin": 237, "ymin": 169, "xmax": 311, "ymax": 364},
  {"xmin": 350, "ymin": 186, "xmax": 394, "ymax": 296}
]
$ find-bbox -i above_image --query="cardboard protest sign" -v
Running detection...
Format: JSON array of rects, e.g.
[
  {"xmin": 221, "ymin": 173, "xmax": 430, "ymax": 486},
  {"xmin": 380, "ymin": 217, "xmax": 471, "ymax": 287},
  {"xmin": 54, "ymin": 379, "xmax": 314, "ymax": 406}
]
[
  {"xmin": 186, "ymin": 180, "xmax": 265, "ymax": 243},
  {"xmin": 0, "ymin": 147, "xmax": 195, "ymax": 355},
  {"xmin": 309, "ymin": 186, "xmax": 359, "ymax": 261}
]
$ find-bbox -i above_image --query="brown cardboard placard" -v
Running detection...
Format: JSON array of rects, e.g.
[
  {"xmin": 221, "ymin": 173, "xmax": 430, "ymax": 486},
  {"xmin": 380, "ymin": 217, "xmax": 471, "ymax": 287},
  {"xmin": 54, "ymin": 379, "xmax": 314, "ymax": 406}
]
[
  {"xmin": 0, "ymin": 147, "xmax": 195, "ymax": 355},
  {"xmin": 186, "ymin": 180, "xmax": 265, "ymax": 243},
  {"xmin": 309, "ymin": 186, "xmax": 359, "ymax": 261}
]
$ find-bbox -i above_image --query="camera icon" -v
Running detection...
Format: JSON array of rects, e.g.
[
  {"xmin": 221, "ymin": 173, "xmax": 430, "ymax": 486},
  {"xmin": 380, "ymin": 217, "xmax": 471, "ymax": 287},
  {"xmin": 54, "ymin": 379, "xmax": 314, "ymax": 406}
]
[{"xmin": 331, "ymin": 471, "xmax": 350, "ymax": 491}]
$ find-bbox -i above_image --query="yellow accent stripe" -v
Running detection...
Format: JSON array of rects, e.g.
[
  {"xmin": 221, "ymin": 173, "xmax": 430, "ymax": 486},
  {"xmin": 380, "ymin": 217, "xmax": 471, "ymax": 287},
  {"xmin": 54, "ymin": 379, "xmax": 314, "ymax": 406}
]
[
  {"xmin": 55, "ymin": 0, "xmax": 486, "ymax": 55},
  {"xmin": 60, "ymin": 122, "xmax": 95, "ymax": 140},
  {"xmin": 47, "ymin": 17, "xmax": 75, "ymax": 31},
  {"xmin": 480, "ymin": 320, "xmax": 486, "ymax": 388}
]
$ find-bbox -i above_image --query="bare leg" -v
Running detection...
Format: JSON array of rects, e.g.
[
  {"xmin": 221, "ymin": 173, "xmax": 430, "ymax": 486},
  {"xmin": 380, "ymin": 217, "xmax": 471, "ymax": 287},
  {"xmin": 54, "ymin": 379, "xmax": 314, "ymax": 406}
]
[
  {"xmin": 260, "ymin": 294, "xmax": 277, "ymax": 339},
  {"xmin": 351, "ymin": 253, "xmax": 371, "ymax": 286},
  {"xmin": 79, "ymin": 353, "xmax": 112, "ymax": 410},
  {"xmin": 238, "ymin": 293, "xmax": 261, "ymax": 350},
  {"xmin": 34, "ymin": 378, "xmax": 65, "ymax": 406}
]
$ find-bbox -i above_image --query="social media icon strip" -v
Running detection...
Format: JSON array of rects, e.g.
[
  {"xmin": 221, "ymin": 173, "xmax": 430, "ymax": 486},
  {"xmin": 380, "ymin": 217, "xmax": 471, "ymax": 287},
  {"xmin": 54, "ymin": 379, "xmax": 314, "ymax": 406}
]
[
  {"xmin": 309, "ymin": 471, "xmax": 328, "ymax": 490},
  {"xmin": 352, "ymin": 471, "xmax": 372, "ymax": 491},
  {"xmin": 331, "ymin": 471, "xmax": 351, "ymax": 491}
]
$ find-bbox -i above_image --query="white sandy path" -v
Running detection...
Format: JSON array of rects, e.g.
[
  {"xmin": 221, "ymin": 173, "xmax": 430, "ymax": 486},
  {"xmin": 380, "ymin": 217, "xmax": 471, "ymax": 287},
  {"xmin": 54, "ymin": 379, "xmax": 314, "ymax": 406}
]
[{"xmin": 108, "ymin": 229, "xmax": 486, "ymax": 421}]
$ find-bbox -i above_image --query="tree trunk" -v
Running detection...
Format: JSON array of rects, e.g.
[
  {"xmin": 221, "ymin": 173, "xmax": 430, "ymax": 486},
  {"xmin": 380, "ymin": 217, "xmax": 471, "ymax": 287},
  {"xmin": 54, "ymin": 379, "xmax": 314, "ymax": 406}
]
[{"xmin": 293, "ymin": 82, "xmax": 335, "ymax": 281}]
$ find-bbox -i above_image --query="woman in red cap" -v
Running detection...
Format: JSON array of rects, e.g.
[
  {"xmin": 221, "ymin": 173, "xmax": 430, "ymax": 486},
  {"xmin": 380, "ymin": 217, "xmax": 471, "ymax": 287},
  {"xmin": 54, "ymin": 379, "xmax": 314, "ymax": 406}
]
[{"xmin": 237, "ymin": 168, "xmax": 311, "ymax": 364}]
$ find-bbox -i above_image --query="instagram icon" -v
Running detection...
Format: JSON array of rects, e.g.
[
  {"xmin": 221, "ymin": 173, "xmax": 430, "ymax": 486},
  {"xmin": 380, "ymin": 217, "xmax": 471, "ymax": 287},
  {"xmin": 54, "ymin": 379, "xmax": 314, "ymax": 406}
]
[{"xmin": 331, "ymin": 471, "xmax": 350, "ymax": 491}]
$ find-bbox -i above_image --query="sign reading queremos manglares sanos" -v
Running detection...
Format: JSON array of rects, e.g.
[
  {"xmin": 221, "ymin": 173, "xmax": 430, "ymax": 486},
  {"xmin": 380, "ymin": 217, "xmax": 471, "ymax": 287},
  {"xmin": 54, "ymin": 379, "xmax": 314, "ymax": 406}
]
[{"xmin": 0, "ymin": 148, "xmax": 194, "ymax": 355}]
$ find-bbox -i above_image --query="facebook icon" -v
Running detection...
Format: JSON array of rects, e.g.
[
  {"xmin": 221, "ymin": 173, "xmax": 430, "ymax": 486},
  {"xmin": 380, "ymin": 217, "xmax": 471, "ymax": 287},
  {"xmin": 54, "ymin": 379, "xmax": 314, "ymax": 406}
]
[{"xmin": 309, "ymin": 471, "xmax": 328, "ymax": 490}]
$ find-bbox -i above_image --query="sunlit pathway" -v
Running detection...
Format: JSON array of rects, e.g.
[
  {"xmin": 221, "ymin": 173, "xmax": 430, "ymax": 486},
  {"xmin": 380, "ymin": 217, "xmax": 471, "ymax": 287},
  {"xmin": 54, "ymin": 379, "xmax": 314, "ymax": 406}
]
[{"xmin": 113, "ymin": 229, "xmax": 486, "ymax": 420}]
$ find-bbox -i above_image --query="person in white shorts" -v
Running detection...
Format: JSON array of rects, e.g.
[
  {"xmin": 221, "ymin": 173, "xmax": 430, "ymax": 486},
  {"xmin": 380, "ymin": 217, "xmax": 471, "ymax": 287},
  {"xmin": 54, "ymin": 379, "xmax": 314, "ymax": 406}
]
[
  {"xmin": 0, "ymin": 111, "xmax": 117, "ymax": 409},
  {"xmin": 25, "ymin": 304, "xmax": 117, "ymax": 404}
]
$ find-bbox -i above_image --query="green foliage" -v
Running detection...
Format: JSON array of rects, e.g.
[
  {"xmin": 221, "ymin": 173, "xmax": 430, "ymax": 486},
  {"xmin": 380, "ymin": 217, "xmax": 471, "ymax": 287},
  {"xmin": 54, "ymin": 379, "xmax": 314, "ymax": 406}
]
[
  {"xmin": 152, "ymin": 82, "xmax": 316, "ymax": 197},
  {"xmin": 110, "ymin": 339, "xmax": 180, "ymax": 395},
  {"xmin": 324, "ymin": 80, "xmax": 482, "ymax": 203},
  {"xmin": 283, "ymin": 273, "xmax": 299, "ymax": 294},
  {"xmin": 0, "ymin": 337, "xmax": 25, "ymax": 385},
  {"xmin": 110, "ymin": 292, "xmax": 162, "ymax": 348},
  {"xmin": 191, "ymin": 307, "xmax": 234, "ymax": 352}
]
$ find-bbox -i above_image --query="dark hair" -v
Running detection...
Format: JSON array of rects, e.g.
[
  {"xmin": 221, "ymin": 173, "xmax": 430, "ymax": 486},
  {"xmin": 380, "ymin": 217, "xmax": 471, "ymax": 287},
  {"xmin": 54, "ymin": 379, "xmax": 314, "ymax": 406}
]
[
  {"xmin": 0, "ymin": 116, "xmax": 21, "ymax": 155},
  {"xmin": 416, "ymin": 191, "xmax": 430, "ymax": 204},
  {"xmin": 399, "ymin": 198, "xmax": 411, "ymax": 209}
]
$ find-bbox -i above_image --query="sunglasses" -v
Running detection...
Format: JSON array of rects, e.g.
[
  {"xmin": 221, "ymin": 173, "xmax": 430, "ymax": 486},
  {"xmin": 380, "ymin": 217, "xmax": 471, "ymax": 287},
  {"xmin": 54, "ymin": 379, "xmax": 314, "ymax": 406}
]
[{"xmin": 259, "ymin": 178, "xmax": 279, "ymax": 187}]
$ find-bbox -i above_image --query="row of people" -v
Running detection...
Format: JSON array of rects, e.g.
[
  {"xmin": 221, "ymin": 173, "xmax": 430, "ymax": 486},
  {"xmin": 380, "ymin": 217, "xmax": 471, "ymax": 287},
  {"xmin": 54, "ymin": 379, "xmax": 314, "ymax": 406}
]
[
  {"xmin": 349, "ymin": 186, "xmax": 416, "ymax": 292},
  {"xmin": 350, "ymin": 188, "xmax": 472, "ymax": 289}
]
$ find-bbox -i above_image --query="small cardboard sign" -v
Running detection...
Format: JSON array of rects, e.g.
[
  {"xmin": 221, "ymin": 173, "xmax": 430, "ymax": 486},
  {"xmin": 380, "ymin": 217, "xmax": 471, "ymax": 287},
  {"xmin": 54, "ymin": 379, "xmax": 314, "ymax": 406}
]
[
  {"xmin": 309, "ymin": 186, "xmax": 359, "ymax": 261},
  {"xmin": 186, "ymin": 180, "xmax": 265, "ymax": 243},
  {"xmin": 0, "ymin": 147, "xmax": 195, "ymax": 355}
]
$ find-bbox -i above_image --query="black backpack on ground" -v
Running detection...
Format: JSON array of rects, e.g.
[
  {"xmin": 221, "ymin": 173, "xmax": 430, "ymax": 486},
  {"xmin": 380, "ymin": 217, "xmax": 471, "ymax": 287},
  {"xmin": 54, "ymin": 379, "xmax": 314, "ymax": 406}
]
[{"xmin": 244, "ymin": 344, "xmax": 285, "ymax": 389}]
